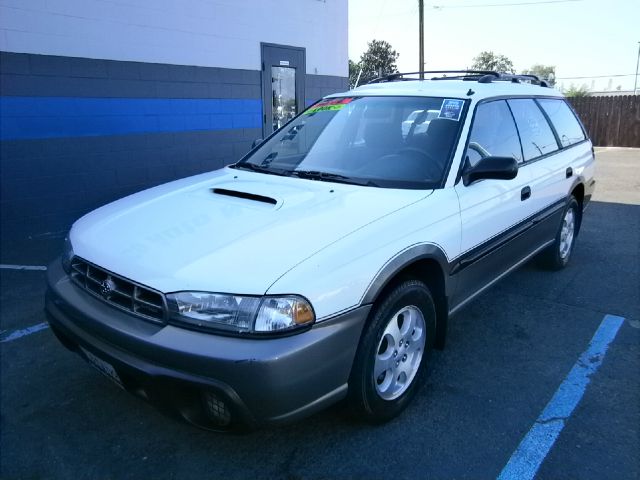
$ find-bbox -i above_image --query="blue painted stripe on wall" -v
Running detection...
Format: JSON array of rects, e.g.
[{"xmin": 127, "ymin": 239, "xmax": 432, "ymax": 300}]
[{"xmin": 0, "ymin": 96, "xmax": 262, "ymax": 140}]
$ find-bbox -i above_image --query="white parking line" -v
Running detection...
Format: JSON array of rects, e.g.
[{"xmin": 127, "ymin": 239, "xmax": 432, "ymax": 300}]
[
  {"xmin": 0, "ymin": 322, "xmax": 50, "ymax": 343},
  {"xmin": 497, "ymin": 314, "xmax": 625, "ymax": 480},
  {"xmin": 0, "ymin": 264, "xmax": 47, "ymax": 271}
]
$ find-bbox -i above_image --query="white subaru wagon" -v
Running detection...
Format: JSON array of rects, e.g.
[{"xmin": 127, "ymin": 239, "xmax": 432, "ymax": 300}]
[{"xmin": 46, "ymin": 71, "xmax": 595, "ymax": 430}]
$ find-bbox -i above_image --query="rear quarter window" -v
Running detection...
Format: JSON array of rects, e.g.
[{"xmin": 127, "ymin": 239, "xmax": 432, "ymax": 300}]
[
  {"xmin": 508, "ymin": 99, "xmax": 559, "ymax": 161},
  {"xmin": 537, "ymin": 99, "xmax": 586, "ymax": 147}
]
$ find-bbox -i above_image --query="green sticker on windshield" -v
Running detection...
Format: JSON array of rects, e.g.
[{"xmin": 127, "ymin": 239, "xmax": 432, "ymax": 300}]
[{"xmin": 305, "ymin": 97, "xmax": 354, "ymax": 114}]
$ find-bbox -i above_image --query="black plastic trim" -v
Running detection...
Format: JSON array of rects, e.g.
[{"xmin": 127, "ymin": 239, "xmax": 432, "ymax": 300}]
[
  {"xmin": 69, "ymin": 256, "xmax": 168, "ymax": 324},
  {"xmin": 448, "ymin": 239, "xmax": 554, "ymax": 316},
  {"xmin": 450, "ymin": 198, "xmax": 566, "ymax": 275},
  {"xmin": 212, "ymin": 188, "xmax": 277, "ymax": 205}
]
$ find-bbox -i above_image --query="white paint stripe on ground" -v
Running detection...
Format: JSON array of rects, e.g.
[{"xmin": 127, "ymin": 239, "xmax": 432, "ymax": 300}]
[
  {"xmin": 497, "ymin": 314, "xmax": 625, "ymax": 480},
  {"xmin": 0, "ymin": 322, "xmax": 50, "ymax": 343},
  {"xmin": 0, "ymin": 264, "xmax": 47, "ymax": 271}
]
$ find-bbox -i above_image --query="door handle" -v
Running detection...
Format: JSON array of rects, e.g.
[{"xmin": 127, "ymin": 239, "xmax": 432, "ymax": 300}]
[
  {"xmin": 521, "ymin": 186, "xmax": 531, "ymax": 201},
  {"xmin": 566, "ymin": 167, "xmax": 573, "ymax": 178}
]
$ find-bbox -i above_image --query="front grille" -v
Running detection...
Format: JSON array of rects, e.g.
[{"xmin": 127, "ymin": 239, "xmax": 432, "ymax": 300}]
[{"xmin": 69, "ymin": 257, "xmax": 166, "ymax": 323}]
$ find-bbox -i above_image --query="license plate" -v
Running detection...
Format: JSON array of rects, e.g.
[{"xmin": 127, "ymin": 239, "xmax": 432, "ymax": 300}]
[{"xmin": 80, "ymin": 347, "xmax": 124, "ymax": 389}]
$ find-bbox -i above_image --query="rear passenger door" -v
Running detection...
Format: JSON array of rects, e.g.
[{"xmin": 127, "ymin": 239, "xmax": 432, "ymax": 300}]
[{"xmin": 507, "ymin": 98, "xmax": 588, "ymax": 233}]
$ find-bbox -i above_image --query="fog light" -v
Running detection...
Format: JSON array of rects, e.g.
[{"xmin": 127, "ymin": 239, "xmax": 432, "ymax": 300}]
[{"xmin": 202, "ymin": 391, "xmax": 231, "ymax": 426}]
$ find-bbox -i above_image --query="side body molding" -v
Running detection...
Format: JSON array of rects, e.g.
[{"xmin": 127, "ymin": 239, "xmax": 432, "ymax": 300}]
[{"xmin": 360, "ymin": 243, "xmax": 453, "ymax": 306}]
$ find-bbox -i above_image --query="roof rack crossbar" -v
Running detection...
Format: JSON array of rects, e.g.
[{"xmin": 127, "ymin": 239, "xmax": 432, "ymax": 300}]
[
  {"xmin": 367, "ymin": 70, "xmax": 499, "ymax": 84},
  {"xmin": 490, "ymin": 73, "xmax": 548, "ymax": 87},
  {"xmin": 365, "ymin": 70, "xmax": 550, "ymax": 87}
]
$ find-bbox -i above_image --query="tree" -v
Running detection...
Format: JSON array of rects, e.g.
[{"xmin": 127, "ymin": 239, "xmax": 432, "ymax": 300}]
[
  {"xmin": 349, "ymin": 39, "xmax": 400, "ymax": 87},
  {"xmin": 563, "ymin": 83, "xmax": 590, "ymax": 97},
  {"xmin": 522, "ymin": 64, "xmax": 556, "ymax": 86},
  {"xmin": 470, "ymin": 51, "xmax": 515, "ymax": 74}
]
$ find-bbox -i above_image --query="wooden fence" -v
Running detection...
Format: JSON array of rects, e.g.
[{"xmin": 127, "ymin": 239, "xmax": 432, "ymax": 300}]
[{"xmin": 568, "ymin": 95, "xmax": 640, "ymax": 148}]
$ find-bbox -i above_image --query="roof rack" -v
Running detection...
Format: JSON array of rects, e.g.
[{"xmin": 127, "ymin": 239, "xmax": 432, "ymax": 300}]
[{"xmin": 366, "ymin": 70, "xmax": 549, "ymax": 87}]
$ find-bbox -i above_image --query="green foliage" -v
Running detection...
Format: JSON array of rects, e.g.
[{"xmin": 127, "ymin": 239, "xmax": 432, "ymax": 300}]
[
  {"xmin": 563, "ymin": 83, "xmax": 590, "ymax": 97},
  {"xmin": 470, "ymin": 51, "xmax": 515, "ymax": 74},
  {"xmin": 522, "ymin": 64, "xmax": 556, "ymax": 86},
  {"xmin": 349, "ymin": 39, "xmax": 400, "ymax": 88}
]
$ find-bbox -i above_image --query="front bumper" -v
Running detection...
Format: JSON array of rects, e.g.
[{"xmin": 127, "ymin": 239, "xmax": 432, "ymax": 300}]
[{"xmin": 45, "ymin": 259, "xmax": 370, "ymax": 429}]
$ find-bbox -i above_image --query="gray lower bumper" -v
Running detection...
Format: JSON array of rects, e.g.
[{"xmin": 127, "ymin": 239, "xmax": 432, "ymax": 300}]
[{"xmin": 45, "ymin": 259, "xmax": 370, "ymax": 428}]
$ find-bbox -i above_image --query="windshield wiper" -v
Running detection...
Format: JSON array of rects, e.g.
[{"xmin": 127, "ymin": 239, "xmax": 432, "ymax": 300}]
[
  {"xmin": 232, "ymin": 162, "xmax": 289, "ymax": 177},
  {"xmin": 290, "ymin": 170, "xmax": 379, "ymax": 187}
]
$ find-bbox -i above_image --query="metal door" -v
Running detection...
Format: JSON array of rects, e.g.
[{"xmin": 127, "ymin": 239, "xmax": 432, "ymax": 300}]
[{"xmin": 261, "ymin": 43, "xmax": 306, "ymax": 137}]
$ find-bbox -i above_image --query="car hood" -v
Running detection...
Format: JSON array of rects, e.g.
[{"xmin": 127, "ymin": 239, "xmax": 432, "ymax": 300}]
[{"xmin": 71, "ymin": 168, "xmax": 432, "ymax": 294}]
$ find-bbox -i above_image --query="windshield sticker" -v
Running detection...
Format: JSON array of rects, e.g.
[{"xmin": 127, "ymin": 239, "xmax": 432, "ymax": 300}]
[
  {"xmin": 305, "ymin": 97, "xmax": 354, "ymax": 115},
  {"xmin": 438, "ymin": 99, "xmax": 464, "ymax": 121}
]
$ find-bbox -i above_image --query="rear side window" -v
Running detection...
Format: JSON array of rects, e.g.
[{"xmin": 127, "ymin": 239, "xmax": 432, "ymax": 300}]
[
  {"xmin": 465, "ymin": 100, "xmax": 522, "ymax": 166},
  {"xmin": 538, "ymin": 99, "xmax": 585, "ymax": 147},
  {"xmin": 508, "ymin": 99, "xmax": 559, "ymax": 161}
]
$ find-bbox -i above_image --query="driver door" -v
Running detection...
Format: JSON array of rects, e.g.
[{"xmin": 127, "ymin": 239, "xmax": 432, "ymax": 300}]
[{"xmin": 452, "ymin": 99, "xmax": 534, "ymax": 307}]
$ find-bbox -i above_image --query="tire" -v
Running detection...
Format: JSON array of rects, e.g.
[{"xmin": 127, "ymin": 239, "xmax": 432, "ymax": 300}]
[
  {"xmin": 348, "ymin": 279, "xmax": 436, "ymax": 423},
  {"xmin": 539, "ymin": 196, "xmax": 580, "ymax": 270}
]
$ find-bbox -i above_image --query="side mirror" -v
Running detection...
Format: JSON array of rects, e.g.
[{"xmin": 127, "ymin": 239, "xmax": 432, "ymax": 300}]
[
  {"xmin": 252, "ymin": 138, "xmax": 264, "ymax": 149},
  {"xmin": 463, "ymin": 156, "xmax": 518, "ymax": 186}
]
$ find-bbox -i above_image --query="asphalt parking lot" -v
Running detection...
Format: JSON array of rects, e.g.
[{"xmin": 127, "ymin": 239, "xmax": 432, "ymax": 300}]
[{"xmin": 1, "ymin": 148, "xmax": 638, "ymax": 480}]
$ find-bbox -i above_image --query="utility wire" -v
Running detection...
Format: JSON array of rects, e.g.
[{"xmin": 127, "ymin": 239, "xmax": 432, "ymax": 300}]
[
  {"xmin": 432, "ymin": 0, "xmax": 581, "ymax": 9},
  {"xmin": 556, "ymin": 74, "xmax": 636, "ymax": 79}
]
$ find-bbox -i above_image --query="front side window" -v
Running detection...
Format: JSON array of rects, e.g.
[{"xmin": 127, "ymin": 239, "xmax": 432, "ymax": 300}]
[
  {"xmin": 508, "ymin": 99, "xmax": 559, "ymax": 161},
  {"xmin": 465, "ymin": 100, "xmax": 523, "ymax": 166},
  {"xmin": 233, "ymin": 96, "xmax": 467, "ymax": 189},
  {"xmin": 537, "ymin": 99, "xmax": 585, "ymax": 147}
]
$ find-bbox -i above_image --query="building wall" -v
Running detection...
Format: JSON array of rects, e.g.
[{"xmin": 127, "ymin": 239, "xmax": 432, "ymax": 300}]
[
  {"xmin": 0, "ymin": 0, "xmax": 347, "ymax": 77},
  {"xmin": 0, "ymin": 1, "xmax": 348, "ymax": 241}
]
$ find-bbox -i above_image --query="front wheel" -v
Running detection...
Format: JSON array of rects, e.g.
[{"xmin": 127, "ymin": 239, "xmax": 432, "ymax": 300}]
[
  {"xmin": 348, "ymin": 280, "xmax": 436, "ymax": 423},
  {"xmin": 540, "ymin": 196, "xmax": 580, "ymax": 270}
]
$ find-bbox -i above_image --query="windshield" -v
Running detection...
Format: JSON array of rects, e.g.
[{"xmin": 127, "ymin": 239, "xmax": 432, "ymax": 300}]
[{"xmin": 233, "ymin": 96, "xmax": 467, "ymax": 189}]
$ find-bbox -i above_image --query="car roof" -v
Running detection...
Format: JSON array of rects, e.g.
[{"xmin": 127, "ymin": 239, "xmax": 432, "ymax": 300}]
[{"xmin": 327, "ymin": 79, "xmax": 564, "ymax": 101}]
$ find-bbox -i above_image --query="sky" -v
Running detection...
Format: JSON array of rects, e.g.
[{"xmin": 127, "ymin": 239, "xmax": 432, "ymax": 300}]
[{"xmin": 348, "ymin": 0, "xmax": 640, "ymax": 92}]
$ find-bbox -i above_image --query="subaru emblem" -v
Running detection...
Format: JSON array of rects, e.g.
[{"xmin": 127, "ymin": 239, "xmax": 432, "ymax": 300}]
[{"xmin": 100, "ymin": 276, "xmax": 116, "ymax": 298}]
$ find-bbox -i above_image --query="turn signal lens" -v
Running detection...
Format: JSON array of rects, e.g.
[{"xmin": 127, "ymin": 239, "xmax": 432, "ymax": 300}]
[
  {"xmin": 254, "ymin": 296, "xmax": 315, "ymax": 332},
  {"xmin": 293, "ymin": 300, "xmax": 314, "ymax": 325}
]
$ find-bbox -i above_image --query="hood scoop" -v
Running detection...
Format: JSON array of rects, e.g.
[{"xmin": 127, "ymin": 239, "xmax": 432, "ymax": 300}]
[{"xmin": 211, "ymin": 188, "xmax": 278, "ymax": 205}]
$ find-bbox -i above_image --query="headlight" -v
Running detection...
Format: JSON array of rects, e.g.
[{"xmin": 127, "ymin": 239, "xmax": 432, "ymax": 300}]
[
  {"xmin": 167, "ymin": 292, "xmax": 261, "ymax": 332},
  {"xmin": 62, "ymin": 236, "xmax": 74, "ymax": 273},
  {"xmin": 166, "ymin": 292, "xmax": 315, "ymax": 335}
]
